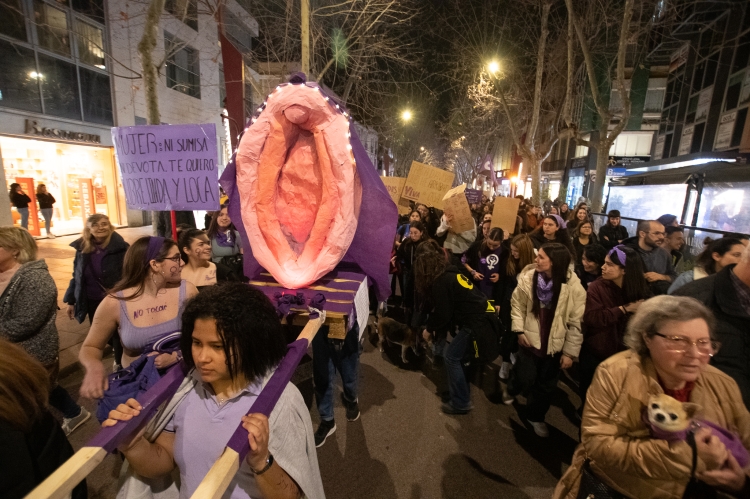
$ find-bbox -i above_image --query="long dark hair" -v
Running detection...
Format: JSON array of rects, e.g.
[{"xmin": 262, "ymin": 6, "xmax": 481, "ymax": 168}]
[
  {"xmin": 696, "ymin": 237, "xmax": 743, "ymax": 275},
  {"xmin": 531, "ymin": 243, "xmax": 571, "ymax": 317},
  {"xmin": 180, "ymin": 284, "xmax": 287, "ymax": 382},
  {"xmin": 179, "ymin": 228, "xmax": 207, "ymax": 259},
  {"xmin": 608, "ymin": 246, "xmax": 652, "ymax": 303},
  {"xmin": 8, "ymin": 183, "xmax": 20, "ymax": 199},
  {"xmin": 480, "ymin": 228, "xmax": 504, "ymax": 256},
  {"xmin": 109, "ymin": 236, "xmax": 177, "ymax": 300},
  {"xmin": 536, "ymin": 215, "xmax": 575, "ymax": 256},
  {"xmin": 207, "ymin": 202, "xmax": 237, "ymax": 240},
  {"xmin": 414, "ymin": 239, "xmax": 448, "ymax": 294}
]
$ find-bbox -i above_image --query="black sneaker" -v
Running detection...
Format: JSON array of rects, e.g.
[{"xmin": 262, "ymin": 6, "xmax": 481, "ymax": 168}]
[
  {"xmin": 314, "ymin": 419, "xmax": 336, "ymax": 447},
  {"xmin": 340, "ymin": 393, "xmax": 361, "ymax": 422}
]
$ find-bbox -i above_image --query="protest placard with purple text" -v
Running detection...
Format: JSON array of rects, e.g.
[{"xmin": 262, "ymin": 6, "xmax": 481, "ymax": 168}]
[{"xmin": 112, "ymin": 124, "xmax": 220, "ymax": 211}]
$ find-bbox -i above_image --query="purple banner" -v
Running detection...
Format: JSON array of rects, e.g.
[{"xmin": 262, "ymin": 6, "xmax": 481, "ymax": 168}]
[
  {"xmin": 465, "ymin": 188, "xmax": 482, "ymax": 204},
  {"xmin": 112, "ymin": 124, "xmax": 220, "ymax": 211}
]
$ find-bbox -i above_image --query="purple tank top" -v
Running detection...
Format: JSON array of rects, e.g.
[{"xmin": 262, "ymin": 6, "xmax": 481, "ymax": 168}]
[{"xmin": 117, "ymin": 280, "xmax": 187, "ymax": 351}]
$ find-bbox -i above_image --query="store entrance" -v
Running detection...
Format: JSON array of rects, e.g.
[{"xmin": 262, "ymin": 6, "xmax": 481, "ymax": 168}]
[{"xmin": 1, "ymin": 136, "xmax": 122, "ymax": 236}]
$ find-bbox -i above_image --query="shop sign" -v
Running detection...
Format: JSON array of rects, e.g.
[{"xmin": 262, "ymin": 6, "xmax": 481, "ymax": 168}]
[
  {"xmin": 607, "ymin": 156, "xmax": 649, "ymax": 167},
  {"xmin": 715, "ymin": 111, "xmax": 737, "ymax": 150},
  {"xmin": 112, "ymin": 123, "xmax": 220, "ymax": 211},
  {"xmin": 606, "ymin": 167, "xmax": 627, "ymax": 177},
  {"xmin": 79, "ymin": 179, "xmax": 96, "ymax": 222},
  {"xmin": 95, "ymin": 186, "xmax": 107, "ymax": 204},
  {"xmin": 24, "ymin": 119, "xmax": 101, "ymax": 144},
  {"xmin": 678, "ymin": 125, "xmax": 695, "ymax": 156},
  {"xmin": 571, "ymin": 158, "xmax": 587, "ymax": 169},
  {"xmin": 654, "ymin": 135, "xmax": 665, "ymax": 160},
  {"xmin": 696, "ymin": 87, "xmax": 713, "ymax": 122}
]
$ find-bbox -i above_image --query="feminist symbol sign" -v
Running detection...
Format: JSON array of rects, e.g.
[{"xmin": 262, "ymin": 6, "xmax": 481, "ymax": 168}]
[{"xmin": 486, "ymin": 254, "xmax": 499, "ymax": 270}]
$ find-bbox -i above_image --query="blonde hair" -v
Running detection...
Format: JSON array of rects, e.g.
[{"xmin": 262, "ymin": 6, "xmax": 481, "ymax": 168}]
[
  {"xmin": 506, "ymin": 234, "xmax": 535, "ymax": 276},
  {"xmin": 624, "ymin": 295, "xmax": 715, "ymax": 357},
  {"xmin": 0, "ymin": 226, "xmax": 37, "ymax": 263},
  {"xmin": 36, "ymin": 183, "xmax": 47, "ymax": 195},
  {"xmin": 0, "ymin": 338, "xmax": 50, "ymax": 432},
  {"xmin": 81, "ymin": 214, "xmax": 112, "ymax": 254}
]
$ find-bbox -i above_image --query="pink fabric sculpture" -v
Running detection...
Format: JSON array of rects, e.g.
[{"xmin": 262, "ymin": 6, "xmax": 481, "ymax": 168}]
[{"xmin": 234, "ymin": 84, "xmax": 362, "ymax": 289}]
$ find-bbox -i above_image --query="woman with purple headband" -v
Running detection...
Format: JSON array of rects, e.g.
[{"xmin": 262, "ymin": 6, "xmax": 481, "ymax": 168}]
[
  {"xmin": 78, "ymin": 236, "xmax": 198, "ymax": 399},
  {"xmin": 578, "ymin": 245, "xmax": 651, "ymax": 410},
  {"xmin": 530, "ymin": 214, "xmax": 577, "ymax": 260}
]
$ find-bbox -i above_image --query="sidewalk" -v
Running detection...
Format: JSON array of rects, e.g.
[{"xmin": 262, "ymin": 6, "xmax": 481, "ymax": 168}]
[{"xmin": 36, "ymin": 226, "xmax": 153, "ymax": 374}]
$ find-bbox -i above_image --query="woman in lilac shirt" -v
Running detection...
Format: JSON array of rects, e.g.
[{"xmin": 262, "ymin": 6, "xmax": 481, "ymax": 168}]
[{"xmin": 103, "ymin": 284, "xmax": 325, "ymax": 499}]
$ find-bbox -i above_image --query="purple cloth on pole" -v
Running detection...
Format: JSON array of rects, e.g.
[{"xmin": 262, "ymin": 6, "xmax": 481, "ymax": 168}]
[
  {"xmin": 225, "ymin": 339, "xmax": 309, "ymax": 458},
  {"xmin": 88, "ymin": 361, "xmax": 188, "ymax": 453},
  {"xmin": 219, "ymin": 79, "xmax": 397, "ymax": 302}
]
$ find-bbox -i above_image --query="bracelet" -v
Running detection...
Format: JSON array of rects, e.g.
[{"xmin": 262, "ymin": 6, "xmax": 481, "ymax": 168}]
[{"xmin": 251, "ymin": 453, "xmax": 274, "ymax": 475}]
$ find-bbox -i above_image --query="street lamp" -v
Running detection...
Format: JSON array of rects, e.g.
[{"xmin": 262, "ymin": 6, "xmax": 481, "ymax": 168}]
[
  {"xmin": 401, "ymin": 110, "xmax": 412, "ymax": 122},
  {"xmin": 487, "ymin": 60, "xmax": 500, "ymax": 75}
]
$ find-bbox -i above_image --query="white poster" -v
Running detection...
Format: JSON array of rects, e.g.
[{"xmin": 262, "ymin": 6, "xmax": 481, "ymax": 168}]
[
  {"xmin": 696, "ymin": 87, "xmax": 713, "ymax": 122},
  {"xmin": 654, "ymin": 135, "xmax": 666, "ymax": 160},
  {"xmin": 715, "ymin": 111, "xmax": 737, "ymax": 150},
  {"xmin": 678, "ymin": 125, "xmax": 695, "ymax": 156}
]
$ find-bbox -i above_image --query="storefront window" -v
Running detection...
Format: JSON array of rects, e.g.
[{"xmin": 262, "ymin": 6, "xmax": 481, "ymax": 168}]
[
  {"xmin": 79, "ymin": 67, "xmax": 112, "ymax": 124},
  {"xmin": 607, "ymin": 184, "xmax": 688, "ymax": 221},
  {"xmin": 34, "ymin": 0, "xmax": 71, "ymax": 57},
  {"xmin": 696, "ymin": 182, "xmax": 750, "ymax": 234},
  {"xmin": 74, "ymin": 19, "xmax": 104, "ymax": 68},
  {"xmin": 0, "ymin": 0, "xmax": 28, "ymax": 41},
  {"xmin": 38, "ymin": 52, "xmax": 81, "ymax": 120},
  {"xmin": 0, "ymin": 39, "xmax": 42, "ymax": 113},
  {"xmin": 1, "ymin": 135, "xmax": 120, "ymax": 235}
]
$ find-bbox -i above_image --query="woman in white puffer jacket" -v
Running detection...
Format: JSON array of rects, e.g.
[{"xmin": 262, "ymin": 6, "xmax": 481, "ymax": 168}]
[{"xmin": 504, "ymin": 242, "xmax": 586, "ymax": 437}]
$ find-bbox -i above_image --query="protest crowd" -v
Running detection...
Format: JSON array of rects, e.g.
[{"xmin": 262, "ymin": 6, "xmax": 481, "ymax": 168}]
[{"xmin": 3, "ymin": 82, "xmax": 750, "ymax": 499}]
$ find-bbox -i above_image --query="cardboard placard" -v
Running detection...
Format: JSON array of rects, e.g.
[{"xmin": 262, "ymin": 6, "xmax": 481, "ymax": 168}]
[
  {"xmin": 112, "ymin": 124, "xmax": 220, "ymax": 211},
  {"xmin": 442, "ymin": 184, "xmax": 475, "ymax": 233},
  {"xmin": 465, "ymin": 188, "xmax": 482, "ymax": 204},
  {"xmin": 491, "ymin": 197, "xmax": 521, "ymax": 236},
  {"xmin": 380, "ymin": 176, "xmax": 409, "ymax": 214},
  {"xmin": 400, "ymin": 161, "xmax": 454, "ymax": 210}
]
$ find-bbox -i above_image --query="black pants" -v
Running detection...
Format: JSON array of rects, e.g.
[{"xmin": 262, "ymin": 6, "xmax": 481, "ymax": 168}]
[
  {"xmin": 507, "ymin": 348, "xmax": 561, "ymax": 422},
  {"xmin": 578, "ymin": 348, "xmax": 604, "ymax": 412}
]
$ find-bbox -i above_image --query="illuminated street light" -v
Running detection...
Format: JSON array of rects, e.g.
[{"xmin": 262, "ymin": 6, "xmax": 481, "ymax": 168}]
[
  {"xmin": 401, "ymin": 110, "xmax": 412, "ymax": 122},
  {"xmin": 29, "ymin": 71, "xmax": 43, "ymax": 79},
  {"xmin": 420, "ymin": 146, "xmax": 425, "ymax": 151},
  {"xmin": 487, "ymin": 60, "xmax": 500, "ymax": 74}
]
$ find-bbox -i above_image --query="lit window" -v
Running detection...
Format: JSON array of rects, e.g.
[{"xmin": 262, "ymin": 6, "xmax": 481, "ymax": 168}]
[
  {"xmin": 34, "ymin": 0, "xmax": 71, "ymax": 56},
  {"xmin": 75, "ymin": 19, "xmax": 104, "ymax": 68},
  {"xmin": 165, "ymin": 32, "xmax": 200, "ymax": 99}
]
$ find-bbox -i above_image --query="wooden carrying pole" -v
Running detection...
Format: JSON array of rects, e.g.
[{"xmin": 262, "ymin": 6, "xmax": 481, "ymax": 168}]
[
  {"xmin": 190, "ymin": 315, "xmax": 324, "ymax": 499},
  {"xmin": 24, "ymin": 363, "xmax": 189, "ymax": 499}
]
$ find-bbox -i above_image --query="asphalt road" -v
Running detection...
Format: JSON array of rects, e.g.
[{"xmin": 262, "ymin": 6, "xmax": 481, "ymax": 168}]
[{"xmin": 60, "ymin": 318, "xmax": 582, "ymax": 499}]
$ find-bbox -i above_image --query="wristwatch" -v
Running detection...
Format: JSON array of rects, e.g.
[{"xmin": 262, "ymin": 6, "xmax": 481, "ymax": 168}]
[{"xmin": 251, "ymin": 453, "xmax": 274, "ymax": 475}]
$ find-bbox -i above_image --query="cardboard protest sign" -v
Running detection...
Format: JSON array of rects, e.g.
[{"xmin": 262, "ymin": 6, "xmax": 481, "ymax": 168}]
[
  {"xmin": 442, "ymin": 184, "xmax": 475, "ymax": 233},
  {"xmin": 465, "ymin": 188, "xmax": 482, "ymax": 204},
  {"xmin": 400, "ymin": 161, "xmax": 454, "ymax": 210},
  {"xmin": 491, "ymin": 197, "xmax": 521, "ymax": 236},
  {"xmin": 112, "ymin": 124, "xmax": 220, "ymax": 211},
  {"xmin": 381, "ymin": 176, "xmax": 410, "ymax": 214}
]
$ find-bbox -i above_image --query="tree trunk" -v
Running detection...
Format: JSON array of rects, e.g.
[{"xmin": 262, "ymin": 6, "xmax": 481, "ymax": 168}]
[
  {"xmin": 301, "ymin": 0, "xmax": 310, "ymax": 74},
  {"xmin": 591, "ymin": 124, "xmax": 611, "ymax": 212},
  {"xmin": 137, "ymin": 0, "xmax": 166, "ymax": 234}
]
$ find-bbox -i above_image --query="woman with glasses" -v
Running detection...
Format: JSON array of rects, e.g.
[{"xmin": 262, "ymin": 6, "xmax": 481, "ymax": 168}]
[
  {"xmin": 78, "ymin": 236, "xmax": 198, "ymax": 399},
  {"xmin": 64, "ymin": 214, "xmax": 129, "ymax": 369},
  {"xmin": 578, "ymin": 246, "xmax": 652, "ymax": 410},
  {"xmin": 555, "ymin": 295, "xmax": 750, "ymax": 499}
]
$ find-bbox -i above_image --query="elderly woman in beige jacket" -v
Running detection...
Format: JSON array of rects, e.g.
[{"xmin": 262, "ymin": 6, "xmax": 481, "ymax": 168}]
[
  {"xmin": 554, "ymin": 295, "xmax": 750, "ymax": 499},
  {"xmin": 503, "ymin": 242, "xmax": 586, "ymax": 437}
]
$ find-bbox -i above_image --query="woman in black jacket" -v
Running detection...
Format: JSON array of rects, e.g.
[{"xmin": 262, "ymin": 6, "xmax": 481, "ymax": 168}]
[
  {"xmin": 530, "ymin": 215, "xmax": 576, "ymax": 259},
  {"xmin": 0, "ymin": 339, "xmax": 87, "ymax": 499},
  {"xmin": 415, "ymin": 240, "xmax": 498, "ymax": 415},
  {"xmin": 393, "ymin": 221, "xmax": 429, "ymax": 326},
  {"xmin": 9, "ymin": 183, "xmax": 31, "ymax": 230},
  {"xmin": 63, "ymin": 214, "xmax": 129, "ymax": 368},
  {"xmin": 36, "ymin": 183, "xmax": 56, "ymax": 238}
]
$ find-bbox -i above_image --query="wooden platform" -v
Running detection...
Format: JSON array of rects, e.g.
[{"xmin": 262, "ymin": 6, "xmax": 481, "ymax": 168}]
[{"xmin": 250, "ymin": 270, "xmax": 368, "ymax": 340}]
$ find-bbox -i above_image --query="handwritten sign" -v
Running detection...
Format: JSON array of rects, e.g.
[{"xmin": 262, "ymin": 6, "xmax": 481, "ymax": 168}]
[
  {"xmin": 464, "ymin": 188, "xmax": 482, "ymax": 204},
  {"xmin": 112, "ymin": 124, "xmax": 220, "ymax": 211},
  {"xmin": 442, "ymin": 184, "xmax": 475, "ymax": 233},
  {"xmin": 381, "ymin": 176, "xmax": 409, "ymax": 215},
  {"xmin": 400, "ymin": 161, "xmax": 454, "ymax": 210},
  {"xmin": 491, "ymin": 197, "xmax": 521, "ymax": 236}
]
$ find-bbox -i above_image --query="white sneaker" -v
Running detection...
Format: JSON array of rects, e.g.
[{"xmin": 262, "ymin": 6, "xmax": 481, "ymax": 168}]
[
  {"xmin": 510, "ymin": 352, "xmax": 517, "ymax": 365},
  {"xmin": 528, "ymin": 420, "xmax": 549, "ymax": 437},
  {"xmin": 62, "ymin": 407, "xmax": 91, "ymax": 436},
  {"xmin": 48, "ymin": 233, "xmax": 55, "ymax": 239},
  {"xmin": 499, "ymin": 362, "xmax": 511, "ymax": 380}
]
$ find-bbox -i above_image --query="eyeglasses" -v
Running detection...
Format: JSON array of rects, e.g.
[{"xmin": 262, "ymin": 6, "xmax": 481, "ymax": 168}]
[
  {"xmin": 653, "ymin": 332, "xmax": 720, "ymax": 356},
  {"xmin": 159, "ymin": 254, "xmax": 183, "ymax": 264}
]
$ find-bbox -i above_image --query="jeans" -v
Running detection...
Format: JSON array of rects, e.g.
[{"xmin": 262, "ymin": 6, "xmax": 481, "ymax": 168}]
[
  {"xmin": 444, "ymin": 327, "xmax": 472, "ymax": 410},
  {"xmin": 507, "ymin": 348, "xmax": 561, "ymax": 422},
  {"xmin": 313, "ymin": 323, "xmax": 361, "ymax": 422},
  {"xmin": 49, "ymin": 385, "xmax": 81, "ymax": 419},
  {"xmin": 18, "ymin": 207, "xmax": 29, "ymax": 229},
  {"xmin": 41, "ymin": 208, "xmax": 53, "ymax": 234}
]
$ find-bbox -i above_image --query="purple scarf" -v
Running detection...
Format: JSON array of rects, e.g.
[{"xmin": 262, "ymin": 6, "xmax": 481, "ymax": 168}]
[
  {"xmin": 536, "ymin": 272, "xmax": 554, "ymax": 305},
  {"xmin": 215, "ymin": 229, "xmax": 234, "ymax": 248}
]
